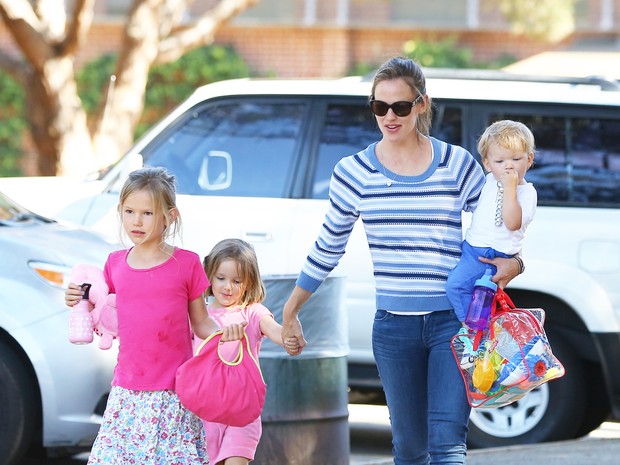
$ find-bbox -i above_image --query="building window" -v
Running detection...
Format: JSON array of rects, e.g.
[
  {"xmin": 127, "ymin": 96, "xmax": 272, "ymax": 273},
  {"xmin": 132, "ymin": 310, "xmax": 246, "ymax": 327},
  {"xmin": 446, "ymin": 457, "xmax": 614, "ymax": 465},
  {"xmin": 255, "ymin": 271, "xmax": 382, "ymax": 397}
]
[{"xmin": 391, "ymin": 0, "xmax": 468, "ymax": 27}]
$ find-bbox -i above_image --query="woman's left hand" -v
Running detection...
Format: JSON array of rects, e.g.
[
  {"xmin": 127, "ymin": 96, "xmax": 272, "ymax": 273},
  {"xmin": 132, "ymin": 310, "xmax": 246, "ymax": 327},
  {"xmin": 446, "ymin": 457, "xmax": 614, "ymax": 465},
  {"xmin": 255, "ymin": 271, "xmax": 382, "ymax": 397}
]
[{"xmin": 478, "ymin": 256, "xmax": 520, "ymax": 289}]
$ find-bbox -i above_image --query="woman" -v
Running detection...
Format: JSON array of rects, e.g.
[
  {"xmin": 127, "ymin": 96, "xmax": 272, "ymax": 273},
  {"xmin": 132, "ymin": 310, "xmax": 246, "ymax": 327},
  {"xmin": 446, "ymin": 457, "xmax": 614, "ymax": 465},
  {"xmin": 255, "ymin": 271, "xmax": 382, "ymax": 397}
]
[{"xmin": 281, "ymin": 56, "xmax": 521, "ymax": 465}]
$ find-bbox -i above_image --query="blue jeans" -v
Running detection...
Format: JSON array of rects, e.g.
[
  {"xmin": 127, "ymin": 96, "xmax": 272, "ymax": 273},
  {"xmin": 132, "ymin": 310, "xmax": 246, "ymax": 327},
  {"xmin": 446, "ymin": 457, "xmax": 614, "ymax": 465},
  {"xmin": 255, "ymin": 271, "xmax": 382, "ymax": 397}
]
[
  {"xmin": 372, "ymin": 309, "xmax": 471, "ymax": 465},
  {"xmin": 446, "ymin": 240, "xmax": 512, "ymax": 322}
]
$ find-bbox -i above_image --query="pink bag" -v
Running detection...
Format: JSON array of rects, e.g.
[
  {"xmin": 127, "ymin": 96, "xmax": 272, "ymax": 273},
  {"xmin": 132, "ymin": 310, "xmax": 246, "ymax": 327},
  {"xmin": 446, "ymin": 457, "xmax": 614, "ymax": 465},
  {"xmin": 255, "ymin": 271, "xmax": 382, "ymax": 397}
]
[{"xmin": 175, "ymin": 330, "xmax": 266, "ymax": 427}]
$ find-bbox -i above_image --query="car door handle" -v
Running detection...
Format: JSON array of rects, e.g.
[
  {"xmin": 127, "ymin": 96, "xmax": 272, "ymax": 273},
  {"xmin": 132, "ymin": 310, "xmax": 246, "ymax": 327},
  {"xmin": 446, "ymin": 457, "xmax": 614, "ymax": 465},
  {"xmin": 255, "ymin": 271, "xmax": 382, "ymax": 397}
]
[{"xmin": 242, "ymin": 231, "xmax": 273, "ymax": 242}]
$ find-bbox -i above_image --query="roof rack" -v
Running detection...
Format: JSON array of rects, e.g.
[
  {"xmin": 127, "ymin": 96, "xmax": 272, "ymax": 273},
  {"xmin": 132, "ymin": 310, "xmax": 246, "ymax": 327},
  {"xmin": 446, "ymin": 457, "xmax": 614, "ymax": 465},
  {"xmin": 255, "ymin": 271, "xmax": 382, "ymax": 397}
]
[
  {"xmin": 362, "ymin": 67, "xmax": 620, "ymax": 92},
  {"xmin": 422, "ymin": 68, "xmax": 620, "ymax": 92}
]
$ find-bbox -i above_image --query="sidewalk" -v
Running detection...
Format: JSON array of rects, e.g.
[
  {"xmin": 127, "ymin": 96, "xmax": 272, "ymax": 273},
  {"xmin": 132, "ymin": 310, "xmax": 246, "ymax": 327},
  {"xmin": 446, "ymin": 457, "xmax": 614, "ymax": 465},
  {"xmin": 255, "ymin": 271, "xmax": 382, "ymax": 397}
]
[
  {"xmin": 349, "ymin": 404, "xmax": 620, "ymax": 465},
  {"xmin": 355, "ymin": 436, "xmax": 620, "ymax": 465},
  {"xmin": 466, "ymin": 436, "xmax": 620, "ymax": 465}
]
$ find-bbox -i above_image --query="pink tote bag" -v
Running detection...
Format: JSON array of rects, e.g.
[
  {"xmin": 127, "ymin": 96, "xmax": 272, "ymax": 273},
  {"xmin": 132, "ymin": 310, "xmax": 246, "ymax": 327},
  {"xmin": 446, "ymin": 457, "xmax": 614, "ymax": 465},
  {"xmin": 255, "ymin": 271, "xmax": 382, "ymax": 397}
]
[{"xmin": 176, "ymin": 330, "xmax": 266, "ymax": 427}]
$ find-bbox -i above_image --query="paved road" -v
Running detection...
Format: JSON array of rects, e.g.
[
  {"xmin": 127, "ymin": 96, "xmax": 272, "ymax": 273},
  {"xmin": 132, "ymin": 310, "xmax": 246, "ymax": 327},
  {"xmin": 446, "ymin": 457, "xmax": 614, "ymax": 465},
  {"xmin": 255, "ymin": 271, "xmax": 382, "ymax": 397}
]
[
  {"xmin": 349, "ymin": 404, "xmax": 620, "ymax": 465},
  {"xmin": 18, "ymin": 404, "xmax": 620, "ymax": 464}
]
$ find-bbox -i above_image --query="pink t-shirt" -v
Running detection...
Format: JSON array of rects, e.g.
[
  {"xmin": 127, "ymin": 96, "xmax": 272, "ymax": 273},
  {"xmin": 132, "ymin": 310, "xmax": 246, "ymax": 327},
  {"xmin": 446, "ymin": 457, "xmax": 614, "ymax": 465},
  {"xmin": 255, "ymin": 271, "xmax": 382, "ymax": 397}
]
[
  {"xmin": 104, "ymin": 247, "xmax": 209, "ymax": 390},
  {"xmin": 203, "ymin": 303, "xmax": 273, "ymax": 362}
]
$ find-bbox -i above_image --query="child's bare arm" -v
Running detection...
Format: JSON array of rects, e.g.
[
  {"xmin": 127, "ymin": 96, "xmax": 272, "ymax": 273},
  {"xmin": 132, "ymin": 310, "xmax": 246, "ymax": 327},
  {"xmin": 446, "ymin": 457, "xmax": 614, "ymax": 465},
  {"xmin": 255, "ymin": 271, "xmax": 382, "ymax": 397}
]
[
  {"xmin": 188, "ymin": 297, "xmax": 220, "ymax": 340},
  {"xmin": 500, "ymin": 172, "xmax": 522, "ymax": 231},
  {"xmin": 260, "ymin": 315, "xmax": 300, "ymax": 353},
  {"xmin": 188, "ymin": 298, "xmax": 247, "ymax": 341}
]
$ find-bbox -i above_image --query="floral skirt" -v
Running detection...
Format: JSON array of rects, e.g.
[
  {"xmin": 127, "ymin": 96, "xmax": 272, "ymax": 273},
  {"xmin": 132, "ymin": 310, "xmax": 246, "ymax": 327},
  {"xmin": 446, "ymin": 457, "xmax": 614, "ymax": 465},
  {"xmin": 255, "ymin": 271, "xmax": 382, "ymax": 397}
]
[{"xmin": 88, "ymin": 386, "xmax": 209, "ymax": 464}]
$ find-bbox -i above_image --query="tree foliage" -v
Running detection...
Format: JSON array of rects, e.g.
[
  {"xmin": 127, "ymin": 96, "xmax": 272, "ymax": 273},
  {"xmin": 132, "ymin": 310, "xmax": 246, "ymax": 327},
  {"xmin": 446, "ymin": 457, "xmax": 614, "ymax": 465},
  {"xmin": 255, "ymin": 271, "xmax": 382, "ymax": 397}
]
[
  {"xmin": 404, "ymin": 36, "xmax": 474, "ymax": 69},
  {"xmin": 499, "ymin": 0, "xmax": 576, "ymax": 42},
  {"xmin": 0, "ymin": 71, "xmax": 25, "ymax": 176},
  {"xmin": 77, "ymin": 44, "xmax": 250, "ymax": 140},
  {"xmin": 403, "ymin": 37, "xmax": 515, "ymax": 69}
]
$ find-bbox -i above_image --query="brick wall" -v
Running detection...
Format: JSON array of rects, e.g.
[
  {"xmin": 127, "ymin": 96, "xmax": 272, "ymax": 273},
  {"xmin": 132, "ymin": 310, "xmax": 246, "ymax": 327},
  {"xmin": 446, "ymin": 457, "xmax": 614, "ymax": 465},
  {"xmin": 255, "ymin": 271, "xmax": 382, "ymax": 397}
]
[
  {"xmin": 0, "ymin": 18, "xmax": 614, "ymax": 77},
  {"xmin": 213, "ymin": 25, "xmax": 572, "ymax": 77}
]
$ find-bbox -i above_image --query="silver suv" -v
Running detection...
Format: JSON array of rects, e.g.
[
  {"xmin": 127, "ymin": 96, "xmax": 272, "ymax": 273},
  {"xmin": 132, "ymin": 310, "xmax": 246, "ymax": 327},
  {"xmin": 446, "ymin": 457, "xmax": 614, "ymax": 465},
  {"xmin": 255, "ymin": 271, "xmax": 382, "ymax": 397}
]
[
  {"xmin": 0, "ymin": 191, "xmax": 116, "ymax": 464},
  {"xmin": 2, "ymin": 69, "xmax": 620, "ymax": 449}
]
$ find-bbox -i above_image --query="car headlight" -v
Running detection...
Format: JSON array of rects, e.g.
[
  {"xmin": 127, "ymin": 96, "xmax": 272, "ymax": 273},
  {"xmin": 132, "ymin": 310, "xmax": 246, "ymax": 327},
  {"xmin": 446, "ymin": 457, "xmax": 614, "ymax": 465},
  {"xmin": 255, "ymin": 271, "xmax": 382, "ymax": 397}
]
[{"xmin": 28, "ymin": 261, "xmax": 71, "ymax": 288}]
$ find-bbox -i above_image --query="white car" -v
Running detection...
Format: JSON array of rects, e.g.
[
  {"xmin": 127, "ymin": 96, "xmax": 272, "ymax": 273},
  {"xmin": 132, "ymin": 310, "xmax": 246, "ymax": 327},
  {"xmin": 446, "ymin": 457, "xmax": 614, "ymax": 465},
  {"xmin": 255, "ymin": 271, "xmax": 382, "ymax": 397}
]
[
  {"xmin": 2, "ymin": 69, "xmax": 620, "ymax": 449},
  {"xmin": 0, "ymin": 191, "xmax": 117, "ymax": 464}
]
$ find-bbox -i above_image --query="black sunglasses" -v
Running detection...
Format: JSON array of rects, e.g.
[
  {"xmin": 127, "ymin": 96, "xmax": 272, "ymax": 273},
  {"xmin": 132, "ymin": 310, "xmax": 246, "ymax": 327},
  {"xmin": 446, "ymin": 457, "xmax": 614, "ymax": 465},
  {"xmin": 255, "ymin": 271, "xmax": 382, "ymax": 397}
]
[{"xmin": 369, "ymin": 95, "xmax": 423, "ymax": 117}]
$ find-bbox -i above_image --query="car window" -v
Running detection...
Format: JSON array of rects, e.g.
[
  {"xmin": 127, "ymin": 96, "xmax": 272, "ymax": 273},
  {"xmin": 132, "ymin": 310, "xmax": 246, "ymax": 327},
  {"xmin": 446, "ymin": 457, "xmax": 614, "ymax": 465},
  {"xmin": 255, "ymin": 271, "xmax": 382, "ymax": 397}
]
[
  {"xmin": 490, "ymin": 112, "xmax": 620, "ymax": 207},
  {"xmin": 312, "ymin": 102, "xmax": 380, "ymax": 199},
  {"xmin": 311, "ymin": 102, "xmax": 464, "ymax": 199},
  {"xmin": 142, "ymin": 99, "xmax": 308, "ymax": 198},
  {"xmin": 431, "ymin": 104, "xmax": 463, "ymax": 147}
]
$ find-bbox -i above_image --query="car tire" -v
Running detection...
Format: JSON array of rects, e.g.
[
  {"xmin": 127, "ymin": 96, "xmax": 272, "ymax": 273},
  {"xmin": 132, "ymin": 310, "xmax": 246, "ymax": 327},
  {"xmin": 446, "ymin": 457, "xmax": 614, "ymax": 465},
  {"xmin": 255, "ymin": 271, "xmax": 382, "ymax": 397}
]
[
  {"xmin": 0, "ymin": 341, "xmax": 39, "ymax": 465},
  {"xmin": 467, "ymin": 334, "xmax": 586, "ymax": 448}
]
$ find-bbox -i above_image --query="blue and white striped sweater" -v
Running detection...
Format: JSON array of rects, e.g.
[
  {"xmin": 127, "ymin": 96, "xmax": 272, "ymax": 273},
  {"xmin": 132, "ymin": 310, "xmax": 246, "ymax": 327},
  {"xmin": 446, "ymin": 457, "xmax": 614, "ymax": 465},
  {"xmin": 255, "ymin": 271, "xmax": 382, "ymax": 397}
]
[{"xmin": 297, "ymin": 138, "xmax": 485, "ymax": 313}]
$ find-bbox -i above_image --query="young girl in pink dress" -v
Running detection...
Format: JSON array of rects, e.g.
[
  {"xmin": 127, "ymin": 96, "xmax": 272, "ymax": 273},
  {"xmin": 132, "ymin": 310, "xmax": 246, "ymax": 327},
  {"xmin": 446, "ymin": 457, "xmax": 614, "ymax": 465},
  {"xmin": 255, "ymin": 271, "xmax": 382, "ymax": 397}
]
[
  {"xmin": 65, "ymin": 167, "xmax": 246, "ymax": 464},
  {"xmin": 200, "ymin": 238, "xmax": 299, "ymax": 465}
]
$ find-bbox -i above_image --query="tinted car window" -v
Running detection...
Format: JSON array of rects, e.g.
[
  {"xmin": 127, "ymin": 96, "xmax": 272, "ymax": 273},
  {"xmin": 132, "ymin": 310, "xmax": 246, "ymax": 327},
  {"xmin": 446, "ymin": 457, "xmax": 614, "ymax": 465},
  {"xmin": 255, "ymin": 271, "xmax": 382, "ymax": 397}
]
[
  {"xmin": 143, "ymin": 100, "xmax": 308, "ymax": 198},
  {"xmin": 490, "ymin": 113, "xmax": 620, "ymax": 207},
  {"xmin": 311, "ymin": 102, "xmax": 464, "ymax": 199},
  {"xmin": 312, "ymin": 102, "xmax": 380, "ymax": 199},
  {"xmin": 431, "ymin": 104, "xmax": 463, "ymax": 147}
]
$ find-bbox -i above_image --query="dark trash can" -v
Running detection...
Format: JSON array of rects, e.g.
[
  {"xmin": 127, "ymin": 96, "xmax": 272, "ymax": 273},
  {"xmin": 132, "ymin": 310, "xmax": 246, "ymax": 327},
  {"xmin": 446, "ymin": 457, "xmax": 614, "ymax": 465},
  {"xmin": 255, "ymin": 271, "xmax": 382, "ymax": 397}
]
[{"xmin": 254, "ymin": 275, "xmax": 349, "ymax": 465}]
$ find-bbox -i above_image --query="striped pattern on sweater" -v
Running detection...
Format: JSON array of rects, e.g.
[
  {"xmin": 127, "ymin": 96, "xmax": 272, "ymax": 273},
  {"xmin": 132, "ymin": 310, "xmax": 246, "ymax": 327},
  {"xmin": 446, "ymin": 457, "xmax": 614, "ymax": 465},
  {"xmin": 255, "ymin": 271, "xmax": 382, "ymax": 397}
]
[{"xmin": 297, "ymin": 137, "xmax": 485, "ymax": 313}]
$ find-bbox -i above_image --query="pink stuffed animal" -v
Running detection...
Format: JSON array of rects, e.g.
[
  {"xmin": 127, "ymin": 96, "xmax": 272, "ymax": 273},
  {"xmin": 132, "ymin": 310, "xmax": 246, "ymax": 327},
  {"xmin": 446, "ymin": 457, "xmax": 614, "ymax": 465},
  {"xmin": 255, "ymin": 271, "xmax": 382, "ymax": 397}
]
[
  {"xmin": 69, "ymin": 264, "xmax": 118, "ymax": 350},
  {"xmin": 93, "ymin": 293, "xmax": 118, "ymax": 350}
]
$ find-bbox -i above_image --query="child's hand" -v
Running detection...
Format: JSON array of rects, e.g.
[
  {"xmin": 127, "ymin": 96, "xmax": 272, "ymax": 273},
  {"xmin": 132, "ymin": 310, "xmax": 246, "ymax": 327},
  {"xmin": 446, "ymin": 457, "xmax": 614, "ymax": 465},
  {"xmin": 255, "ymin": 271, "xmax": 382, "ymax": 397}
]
[
  {"xmin": 65, "ymin": 283, "xmax": 84, "ymax": 308},
  {"xmin": 284, "ymin": 336, "xmax": 300, "ymax": 354},
  {"xmin": 499, "ymin": 170, "xmax": 519, "ymax": 191},
  {"xmin": 220, "ymin": 321, "xmax": 248, "ymax": 342}
]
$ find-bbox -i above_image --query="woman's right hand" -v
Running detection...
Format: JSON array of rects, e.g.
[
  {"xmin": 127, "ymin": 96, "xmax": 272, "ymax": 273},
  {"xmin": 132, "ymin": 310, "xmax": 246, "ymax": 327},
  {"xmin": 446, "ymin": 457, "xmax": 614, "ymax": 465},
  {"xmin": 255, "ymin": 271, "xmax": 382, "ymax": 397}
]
[
  {"xmin": 281, "ymin": 316, "xmax": 306, "ymax": 356},
  {"xmin": 65, "ymin": 283, "xmax": 83, "ymax": 308},
  {"xmin": 281, "ymin": 286, "xmax": 311, "ymax": 356}
]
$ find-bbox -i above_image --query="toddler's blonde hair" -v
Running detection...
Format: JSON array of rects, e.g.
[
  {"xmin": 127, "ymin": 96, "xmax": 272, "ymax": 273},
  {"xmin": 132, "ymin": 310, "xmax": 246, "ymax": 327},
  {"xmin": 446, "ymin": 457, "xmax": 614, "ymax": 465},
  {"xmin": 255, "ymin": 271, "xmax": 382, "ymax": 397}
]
[{"xmin": 478, "ymin": 120, "xmax": 536, "ymax": 164}]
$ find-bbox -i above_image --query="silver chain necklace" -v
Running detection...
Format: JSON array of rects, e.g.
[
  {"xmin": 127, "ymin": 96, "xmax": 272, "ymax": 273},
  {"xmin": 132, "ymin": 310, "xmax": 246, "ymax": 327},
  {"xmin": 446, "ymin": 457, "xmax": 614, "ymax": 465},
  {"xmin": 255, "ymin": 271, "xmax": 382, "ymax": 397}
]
[
  {"xmin": 495, "ymin": 181, "xmax": 504, "ymax": 227},
  {"xmin": 377, "ymin": 145, "xmax": 398, "ymax": 187}
]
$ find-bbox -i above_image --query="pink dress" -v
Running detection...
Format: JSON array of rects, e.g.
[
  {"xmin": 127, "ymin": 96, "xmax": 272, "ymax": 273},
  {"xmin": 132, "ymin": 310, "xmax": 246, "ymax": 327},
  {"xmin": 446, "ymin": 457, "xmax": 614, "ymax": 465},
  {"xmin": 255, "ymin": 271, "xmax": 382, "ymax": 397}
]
[{"xmin": 199, "ymin": 303, "xmax": 273, "ymax": 464}]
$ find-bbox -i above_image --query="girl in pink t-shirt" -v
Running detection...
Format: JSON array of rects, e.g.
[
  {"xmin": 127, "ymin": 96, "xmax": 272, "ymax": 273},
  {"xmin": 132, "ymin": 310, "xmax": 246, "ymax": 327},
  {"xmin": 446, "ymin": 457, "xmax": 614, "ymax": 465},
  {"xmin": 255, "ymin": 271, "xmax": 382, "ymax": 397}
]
[
  {"xmin": 198, "ymin": 238, "xmax": 299, "ymax": 465},
  {"xmin": 65, "ymin": 167, "xmax": 246, "ymax": 465}
]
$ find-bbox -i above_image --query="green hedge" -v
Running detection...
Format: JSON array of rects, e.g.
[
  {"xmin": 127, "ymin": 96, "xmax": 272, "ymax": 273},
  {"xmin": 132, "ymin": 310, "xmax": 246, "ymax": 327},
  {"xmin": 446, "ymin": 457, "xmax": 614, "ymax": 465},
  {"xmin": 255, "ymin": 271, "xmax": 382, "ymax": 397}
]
[
  {"xmin": 78, "ymin": 44, "xmax": 252, "ymax": 139},
  {"xmin": 0, "ymin": 72, "xmax": 26, "ymax": 176}
]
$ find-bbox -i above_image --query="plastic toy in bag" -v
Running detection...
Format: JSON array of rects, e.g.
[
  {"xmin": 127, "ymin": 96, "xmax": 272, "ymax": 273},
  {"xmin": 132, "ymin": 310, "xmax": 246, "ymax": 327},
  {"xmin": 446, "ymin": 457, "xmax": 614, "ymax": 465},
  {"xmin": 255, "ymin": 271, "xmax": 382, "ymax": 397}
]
[{"xmin": 451, "ymin": 289, "xmax": 565, "ymax": 408}]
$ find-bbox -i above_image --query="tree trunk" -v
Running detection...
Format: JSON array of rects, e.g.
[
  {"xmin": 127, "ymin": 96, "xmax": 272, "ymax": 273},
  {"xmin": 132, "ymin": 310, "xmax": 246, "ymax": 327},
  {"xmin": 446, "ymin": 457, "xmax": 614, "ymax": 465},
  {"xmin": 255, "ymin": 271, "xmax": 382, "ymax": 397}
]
[
  {"xmin": 26, "ymin": 56, "xmax": 97, "ymax": 177},
  {"xmin": 90, "ymin": 0, "xmax": 162, "ymax": 172}
]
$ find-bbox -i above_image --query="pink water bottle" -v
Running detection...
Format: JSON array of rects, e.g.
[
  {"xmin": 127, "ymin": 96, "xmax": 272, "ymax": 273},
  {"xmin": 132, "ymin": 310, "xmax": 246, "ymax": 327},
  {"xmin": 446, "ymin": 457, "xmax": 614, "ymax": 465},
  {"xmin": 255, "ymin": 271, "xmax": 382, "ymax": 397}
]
[
  {"xmin": 68, "ymin": 283, "xmax": 94, "ymax": 344},
  {"xmin": 465, "ymin": 269, "xmax": 498, "ymax": 331}
]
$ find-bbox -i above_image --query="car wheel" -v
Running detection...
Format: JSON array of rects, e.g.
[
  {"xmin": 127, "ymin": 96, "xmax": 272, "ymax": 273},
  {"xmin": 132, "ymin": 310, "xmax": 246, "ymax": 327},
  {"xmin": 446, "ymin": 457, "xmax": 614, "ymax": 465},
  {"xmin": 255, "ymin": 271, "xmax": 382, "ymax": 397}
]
[
  {"xmin": 0, "ymin": 342, "xmax": 39, "ymax": 465},
  {"xmin": 467, "ymin": 334, "xmax": 586, "ymax": 448}
]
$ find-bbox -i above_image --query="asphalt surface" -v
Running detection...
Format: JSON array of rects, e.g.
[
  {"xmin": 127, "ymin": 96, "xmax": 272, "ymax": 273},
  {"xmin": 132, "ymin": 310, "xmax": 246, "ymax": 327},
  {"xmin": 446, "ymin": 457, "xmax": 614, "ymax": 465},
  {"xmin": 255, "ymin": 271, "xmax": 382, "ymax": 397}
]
[
  {"xmin": 355, "ymin": 437, "xmax": 620, "ymax": 465},
  {"xmin": 349, "ymin": 404, "xmax": 620, "ymax": 465},
  {"xmin": 19, "ymin": 406, "xmax": 620, "ymax": 464}
]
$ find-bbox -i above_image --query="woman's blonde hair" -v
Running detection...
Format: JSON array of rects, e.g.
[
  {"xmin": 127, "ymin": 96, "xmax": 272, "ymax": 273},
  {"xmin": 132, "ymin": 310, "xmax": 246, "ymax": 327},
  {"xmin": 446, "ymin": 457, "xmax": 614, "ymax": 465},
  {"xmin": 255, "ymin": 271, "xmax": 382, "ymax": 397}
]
[
  {"xmin": 117, "ymin": 166, "xmax": 182, "ymax": 246},
  {"xmin": 370, "ymin": 56, "xmax": 433, "ymax": 134},
  {"xmin": 203, "ymin": 239, "xmax": 266, "ymax": 308}
]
